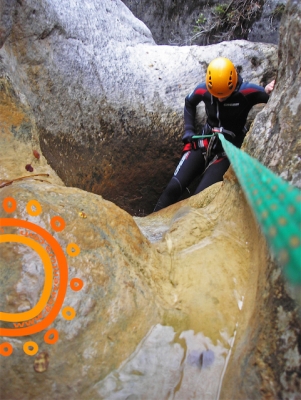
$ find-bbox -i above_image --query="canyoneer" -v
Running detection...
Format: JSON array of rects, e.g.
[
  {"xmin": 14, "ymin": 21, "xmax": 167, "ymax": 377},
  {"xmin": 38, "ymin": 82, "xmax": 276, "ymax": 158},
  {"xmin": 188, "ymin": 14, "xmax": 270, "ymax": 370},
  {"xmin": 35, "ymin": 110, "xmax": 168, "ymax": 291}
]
[{"xmin": 153, "ymin": 57, "xmax": 275, "ymax": 212}]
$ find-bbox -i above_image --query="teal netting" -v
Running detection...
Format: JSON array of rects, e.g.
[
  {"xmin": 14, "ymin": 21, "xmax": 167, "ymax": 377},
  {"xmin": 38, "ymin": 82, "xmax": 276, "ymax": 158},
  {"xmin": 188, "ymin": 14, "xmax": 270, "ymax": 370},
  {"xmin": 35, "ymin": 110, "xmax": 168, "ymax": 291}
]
[{"xmin": 217, "ymin": 133, "xmax": 301, "ymax": 284}]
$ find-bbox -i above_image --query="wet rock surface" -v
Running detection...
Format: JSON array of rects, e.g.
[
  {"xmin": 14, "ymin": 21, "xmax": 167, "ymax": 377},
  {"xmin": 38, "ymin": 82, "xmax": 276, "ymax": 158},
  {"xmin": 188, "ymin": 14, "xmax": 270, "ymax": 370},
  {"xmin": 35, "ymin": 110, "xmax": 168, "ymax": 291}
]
[
  {"xmin": 0, "ymin": 181, "xmax": 160, "ymax": 399},
  {"xmin": 1, "ymin": 166, "xmax": 300, "ymax": 399}
]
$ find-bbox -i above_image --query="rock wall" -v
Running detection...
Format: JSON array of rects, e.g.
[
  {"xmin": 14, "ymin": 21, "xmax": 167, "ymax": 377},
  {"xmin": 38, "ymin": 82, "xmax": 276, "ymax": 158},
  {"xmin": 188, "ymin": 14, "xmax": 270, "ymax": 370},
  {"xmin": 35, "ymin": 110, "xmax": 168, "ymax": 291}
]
[
  {"xmin": 121, "ymin": 0, "xmax": 220, "ymax": 45},
  {"xmin": 0, "ymin": 62, "xmax": 63, "ymax": 187},
  {"xmin": 247, "ymin": 0, "xmax": 287, "ymax": 44},
  {"xmin": 244, "ymin": 0, "xmax": 301, "ymax": 188},
  {"xmin": 122, "ymin": 0, "xmax": 287, "ymax": 45}
]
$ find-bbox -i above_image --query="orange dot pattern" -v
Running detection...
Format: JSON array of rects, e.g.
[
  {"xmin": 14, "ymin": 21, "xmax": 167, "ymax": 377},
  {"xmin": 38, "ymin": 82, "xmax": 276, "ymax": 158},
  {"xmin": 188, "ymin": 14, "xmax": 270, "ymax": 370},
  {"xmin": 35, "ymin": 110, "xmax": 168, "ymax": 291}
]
[{"xmin": 1, "ymin": 198, "xmax": 84, "ymax": 358}]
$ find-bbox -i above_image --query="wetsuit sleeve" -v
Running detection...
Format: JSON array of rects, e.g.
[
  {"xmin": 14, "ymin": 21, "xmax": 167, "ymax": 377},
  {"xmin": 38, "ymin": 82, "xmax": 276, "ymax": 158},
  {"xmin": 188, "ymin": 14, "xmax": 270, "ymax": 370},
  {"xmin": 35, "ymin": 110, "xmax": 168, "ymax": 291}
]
[
  {"xmin": 240, "ymin": 82, "xmax": 269, "ymax": 106},
  {"xmin": 183, "ymin": 83, "xmax": 207, "ymax": 142}
]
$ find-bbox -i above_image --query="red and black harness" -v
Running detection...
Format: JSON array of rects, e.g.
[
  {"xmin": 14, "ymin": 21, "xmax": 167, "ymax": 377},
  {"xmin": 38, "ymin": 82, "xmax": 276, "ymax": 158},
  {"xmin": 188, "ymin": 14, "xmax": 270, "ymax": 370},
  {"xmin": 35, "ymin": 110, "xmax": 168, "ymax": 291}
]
[{"xmin": 183, "ymin": 126, "xmax": 235, "ymax": 169}]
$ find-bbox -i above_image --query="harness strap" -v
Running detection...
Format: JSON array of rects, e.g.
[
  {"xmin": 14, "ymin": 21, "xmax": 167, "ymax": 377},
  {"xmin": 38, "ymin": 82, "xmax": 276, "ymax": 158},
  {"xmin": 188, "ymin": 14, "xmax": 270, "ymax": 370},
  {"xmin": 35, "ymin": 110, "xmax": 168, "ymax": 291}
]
[
  {"xmin": 212, "ymin": 127, "xmax": 236, "ymax": 138},
  {"xmin": 182, "ymin": 138, "xmax": 209, "ymax": 153},
  {"xmin": 197, "ymin": 152, "xmax": 228, "ymax": 181},
  {"xmin": 183, "ymin": 143, "xmax": 192, "ymax": 152},
  {"xmin": 207, "ymin": 152, "xmax": 227, "ymax": 167},
  {"xmin": 185, "ymin": 126, "xmax": 236, "ymax": 164}
]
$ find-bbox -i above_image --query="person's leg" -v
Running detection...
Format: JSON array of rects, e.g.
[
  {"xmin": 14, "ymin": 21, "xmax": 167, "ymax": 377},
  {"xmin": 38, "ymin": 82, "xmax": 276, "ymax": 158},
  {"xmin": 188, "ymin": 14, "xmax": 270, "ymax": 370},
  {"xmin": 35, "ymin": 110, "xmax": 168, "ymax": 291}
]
[
  {"xmin": 154, "ymin": 149, "xmax": 205, "ymax": 212},
  {"xmin": 194, "ymin": 156, "xmax": 230, "ymax": 194}
]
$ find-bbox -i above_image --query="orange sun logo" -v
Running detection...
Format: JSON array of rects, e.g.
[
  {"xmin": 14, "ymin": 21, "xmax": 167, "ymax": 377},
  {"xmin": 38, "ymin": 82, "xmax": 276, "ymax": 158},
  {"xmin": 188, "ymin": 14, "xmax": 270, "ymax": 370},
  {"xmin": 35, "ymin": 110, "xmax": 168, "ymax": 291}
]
[{"xmin": 0, "ymin": 197, "xmax": 83, "ymax": 357}]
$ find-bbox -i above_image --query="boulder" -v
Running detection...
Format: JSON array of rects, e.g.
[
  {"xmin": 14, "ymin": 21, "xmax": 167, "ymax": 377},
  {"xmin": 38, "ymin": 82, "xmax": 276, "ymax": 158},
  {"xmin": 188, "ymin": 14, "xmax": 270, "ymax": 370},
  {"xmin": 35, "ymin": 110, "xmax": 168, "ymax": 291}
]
[
  {"xmin": 0, "ymin": 181, "xmax": 160, "ymax": 399},
  {"xmin": 1, "ymin": 167, "xmax": 300, "ymax": 399}
]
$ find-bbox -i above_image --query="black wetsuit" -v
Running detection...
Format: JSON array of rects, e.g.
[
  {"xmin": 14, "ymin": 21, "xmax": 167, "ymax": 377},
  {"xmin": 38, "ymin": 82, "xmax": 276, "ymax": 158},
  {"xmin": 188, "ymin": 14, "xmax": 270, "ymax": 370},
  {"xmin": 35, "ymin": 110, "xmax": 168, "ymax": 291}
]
[{"xmin": 154, "ymin": 75, "xmax": 269, "ymax": 212}]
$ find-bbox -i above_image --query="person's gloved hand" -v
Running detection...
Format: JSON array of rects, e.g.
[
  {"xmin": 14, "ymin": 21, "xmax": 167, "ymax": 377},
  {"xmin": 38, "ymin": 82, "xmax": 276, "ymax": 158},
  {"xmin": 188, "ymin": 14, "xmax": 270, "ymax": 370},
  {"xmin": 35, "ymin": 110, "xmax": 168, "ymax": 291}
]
[{"xmin": 182, "ymin": 131, "xmax": 195, "ymax": 144}]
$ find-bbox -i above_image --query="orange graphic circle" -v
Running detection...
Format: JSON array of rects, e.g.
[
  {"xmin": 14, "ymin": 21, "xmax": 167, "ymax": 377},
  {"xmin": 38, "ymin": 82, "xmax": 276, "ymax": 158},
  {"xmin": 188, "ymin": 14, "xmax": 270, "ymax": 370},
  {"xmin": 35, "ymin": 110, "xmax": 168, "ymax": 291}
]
[
  {"xmin": 44, "ymin": 329, "xmax": 59, "ymax": 344},
  {"xmin": 70, "ymin": 278, "xmax": 84, "ymax": 291},
  {"xmin": 66, "ymin": 243, "xmax": 80, "ymax": 257},
  {"xmin": 0, "ymin": 218, "xmax": 68, "ymax": 337},
  {"xmin": 0, "ymin": 342, "xmax": 13, "ymax": 356},
  {"xmin": 62, "ymin": 306, "xmax": 76, "ymax": 320},
  {"xmin": 23, "ymin": 341, "xmax": 39, "ymax": 356},
  {"xmin": 2, "ymin": 197, "xmax": 17, "ymax": 213},
  {"xmin": 26, "ymin": 200, "xmax": 42, "ymax": 217},
  {"xmin": 0, "ymin": 235, "xmax": 53, "ymax": 322},
  {"xmin": 51, "ymin": 216, "xmax": 66, "ymax": 232}
]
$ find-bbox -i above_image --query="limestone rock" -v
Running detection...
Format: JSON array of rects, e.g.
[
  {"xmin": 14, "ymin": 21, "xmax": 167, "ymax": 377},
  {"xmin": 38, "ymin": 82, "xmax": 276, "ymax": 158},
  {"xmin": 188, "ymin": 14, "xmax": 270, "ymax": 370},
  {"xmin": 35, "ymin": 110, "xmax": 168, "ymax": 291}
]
[
  {"xmin": 0, "ymin": 0, "xmax": 17, "ymax": 48},
  {"xmin": 0, "ymin": 68, "xmax": 63, "ymax": 186},
  {"xmin": 1, "ymin": 168, "xmax": 300, "ymax": 399},
  {"xmin": 122, "ymin": 0, "xmax": 216, "ymax": 45},
  {"xmin": 0, "ymin": 182, "xmax": 161, "ymax": 399},
  {"xmin": 244, "ymin": 0, "xmax": 301, "ymax": 189},
  {"xmin": 123, "ymin": 0, "xmax": 287, "ymax": 46},
  {"xmin": 0, "ymin": 0, "xmax": 277, "ymax": 214},
  {"xmin": 247, "ymin": 0, "xmax": 287, "ymax": 44}
]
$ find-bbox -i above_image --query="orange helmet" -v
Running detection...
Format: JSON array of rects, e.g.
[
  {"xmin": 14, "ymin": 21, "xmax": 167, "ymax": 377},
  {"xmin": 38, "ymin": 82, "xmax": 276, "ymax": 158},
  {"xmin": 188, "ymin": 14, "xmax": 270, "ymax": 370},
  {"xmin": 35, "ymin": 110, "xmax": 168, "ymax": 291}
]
[{"xmin": 206, "ymin": 57, "xmax": 238, "ymax": 97}]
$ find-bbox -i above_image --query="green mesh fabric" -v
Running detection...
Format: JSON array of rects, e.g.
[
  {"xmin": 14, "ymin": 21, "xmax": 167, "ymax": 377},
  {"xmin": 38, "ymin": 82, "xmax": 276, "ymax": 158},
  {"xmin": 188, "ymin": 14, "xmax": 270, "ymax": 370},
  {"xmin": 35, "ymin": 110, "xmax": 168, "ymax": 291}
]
[{"xmin": 218, "ymin": 134, "xmax": 301, "ymax": 284}]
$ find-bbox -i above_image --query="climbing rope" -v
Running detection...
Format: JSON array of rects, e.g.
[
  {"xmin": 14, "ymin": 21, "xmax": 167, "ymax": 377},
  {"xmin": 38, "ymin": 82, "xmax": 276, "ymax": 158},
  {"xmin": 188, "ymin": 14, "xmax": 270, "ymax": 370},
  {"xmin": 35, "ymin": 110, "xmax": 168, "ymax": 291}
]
[{"xmin": 216, "ymin": 133, "xmax": 301, "ymax": 285}]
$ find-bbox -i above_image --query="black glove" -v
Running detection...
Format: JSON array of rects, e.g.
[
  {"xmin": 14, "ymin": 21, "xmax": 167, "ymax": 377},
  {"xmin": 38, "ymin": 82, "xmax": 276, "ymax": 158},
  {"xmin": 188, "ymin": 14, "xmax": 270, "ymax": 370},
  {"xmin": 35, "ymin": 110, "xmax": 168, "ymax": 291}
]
[{"xmin": 181, "ymin": 131, "xmax": 195, "ymax": 144}]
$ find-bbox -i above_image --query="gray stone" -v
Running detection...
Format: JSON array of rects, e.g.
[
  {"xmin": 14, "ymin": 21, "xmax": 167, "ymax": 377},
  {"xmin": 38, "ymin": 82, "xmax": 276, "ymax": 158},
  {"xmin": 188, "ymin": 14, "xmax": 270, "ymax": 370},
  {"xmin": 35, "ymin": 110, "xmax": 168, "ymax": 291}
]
[
  {"xmin": 122, "ymin": 0, "xmax": 220, "ymax": 45},
  {"xmin": 0, "ymin": 0, "xmax": 17, "ymax": 48},
  {"xmin": 244, "ymin": 0, "xmax": 301, "ymax": 189},
  {"xmin": 248, "ymin": 0, "xmax": 287, "ymax": 44},
  {"xmin": 122, "ymin": 0, "xmax": 287, "ymax": 46}
]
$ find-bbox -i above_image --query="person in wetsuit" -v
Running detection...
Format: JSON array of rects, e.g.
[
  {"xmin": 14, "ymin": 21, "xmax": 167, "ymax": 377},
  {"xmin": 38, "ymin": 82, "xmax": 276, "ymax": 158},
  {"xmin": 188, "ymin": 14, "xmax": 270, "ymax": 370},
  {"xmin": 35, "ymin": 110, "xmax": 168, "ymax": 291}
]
[{"xmin": 153, "ymin": 57, "xmax": 275, "ymax": 212}]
